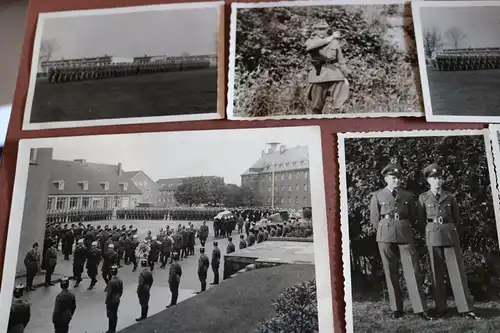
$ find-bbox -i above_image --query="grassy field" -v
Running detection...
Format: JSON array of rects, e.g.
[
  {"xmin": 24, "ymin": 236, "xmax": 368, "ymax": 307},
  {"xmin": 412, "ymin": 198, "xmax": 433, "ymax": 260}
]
[
  {"xmin": 353, "ymin": 300, "xmax": 500, "ymax": 333},
  {"xmin": 427, "ymin": 67, "xmax": 500, "ymax": 117},
  {"xmin": 30, "ymin": 67, "xmax": 218, "ymax": 123},
  {"xmin": 118, "ymin": 264, "xmax": 315, "ymax": 333}
]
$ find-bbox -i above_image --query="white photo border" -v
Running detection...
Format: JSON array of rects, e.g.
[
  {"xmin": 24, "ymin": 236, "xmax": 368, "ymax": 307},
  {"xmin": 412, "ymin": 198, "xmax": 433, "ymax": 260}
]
[
  {"xmin": 23, "ymin": 1, "xmax": 225, "ymax": 131},
  {"xmin": 338, "ymin": 128, "xmax": 500, "ymax": 333},
  {"xmin": 412, "ymin": 0, "xmax": 500, "ymax": 123},
  {"xmin": 227, "ymin": 0, "xmax": 425, "ymax": 121},
  {"xmin": 0, "ymin": 126, "xmax": 334, "ymax": 333}
]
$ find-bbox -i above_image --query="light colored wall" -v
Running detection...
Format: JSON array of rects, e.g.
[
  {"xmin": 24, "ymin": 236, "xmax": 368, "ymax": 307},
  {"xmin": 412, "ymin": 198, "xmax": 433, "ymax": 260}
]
[{"xmin": 132, "ymin": 172, "xmax": 161, "ymax": 206}]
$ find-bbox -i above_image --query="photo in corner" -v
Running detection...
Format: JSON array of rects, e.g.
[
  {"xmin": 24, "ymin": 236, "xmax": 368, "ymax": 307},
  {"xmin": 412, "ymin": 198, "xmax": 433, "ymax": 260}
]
[
  {"xmin": 339, "ymin": 129, "xmax": 500, "ymax": 333},
  {"xmin": 227, "ymin": 0, "xmax": 422, "ymax": 120},
  {"xmin": 23, "ymin": 2, "xmax": 224, "ymax": 130},
  {"xmin": 0, "ymin": 127, "xmax": 333, "ymax": 333}
]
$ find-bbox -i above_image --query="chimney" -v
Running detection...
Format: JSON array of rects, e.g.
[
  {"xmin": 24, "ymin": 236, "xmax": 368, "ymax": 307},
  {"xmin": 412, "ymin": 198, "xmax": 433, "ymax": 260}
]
[
  {"xmin": 267, "ymin": 142, "xmax": 280, "ymax": 154},
  {"xmin": 74, "ymin": 159, "xmax": 86, "ymax": 166},
  {"xmin": 117, "ymin": 163, "xmax": 122, "ymax": 176},
  {"xmin": 279, "ymin": 145, "xmax": 287, "ymax": 154}
]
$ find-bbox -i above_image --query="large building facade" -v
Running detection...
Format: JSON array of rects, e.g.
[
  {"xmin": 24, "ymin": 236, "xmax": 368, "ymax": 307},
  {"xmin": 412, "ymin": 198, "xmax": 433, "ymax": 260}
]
[{"xmin": 240, "ymin": 144, "xmax": 310, "ymax": 210}]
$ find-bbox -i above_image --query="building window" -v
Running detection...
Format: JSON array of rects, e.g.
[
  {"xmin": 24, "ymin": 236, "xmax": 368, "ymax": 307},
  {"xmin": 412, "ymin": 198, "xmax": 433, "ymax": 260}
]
[
  {"xmin": 280, "ymin": 197, "xmax": 284, "ymax": 204},
  {"xmin": 82, "ymin": 197, "xmax": 90, "ymax": 209},
  {"xmin": 268, "ymin": 186, "xmax": 271, "ymax": 192},
  {"xmin": 268, "ymin": 175, "xmax": 271, "ymax": 181},
  {"xmin": 69, "ymin": 197, "xmax": 78, "ymax": 209},
  {"xmin": 114, "ymin": 196, "xmax": 121, "ymax": 207},
  {"xmin": 29, "ymin": 149, "xmax": 38, "ymax": 165},
  {"xmin": 57, "ymin": 181, "xmax": 65, "ymax": 191},
  {"xmin": 101, "ymin": 181, "xmax": 110, "ymax": 191},
  {"xmin": 281, "ymin": 173, "xmax": 285, "ymax": 180},
  {"xmin": 120, "ymin": 183, "xmax": 128, "ymax": 191},
  {"xmin": 268, "ymin": 197, "xmax": 271, "ymax": 203},
  {"xmin": 104, "ymin": 197, "xmax": 112, "ymax": 209},
  {"xmin": 83, "ymin": 181, "xmax": 88, "ymax": 191},
  {"xmin": 286, "ymin": 163, "xmax": 290, "ymax": 167},
  {"xmin": 295, "ymin": 184, "xmax": 299, "ymax": 191},
  {"xmin": 304, "ymin": 197, "xmax": 308, "ymax": 204},
  {"xmin": 300, "ymin": 160, "xmax": 305, "ymax": 166},
  {"xmin": 56, "ymin": 197, "xmax": 67, "ymax": 210},
  {"xmin": 304, "ymin": 184, "xmax": 308, "ymax": 192},
  {"xmin": 296, "ymin": 172, "xmax": 300, "ymax": 179},
  {"xmin": 47, "ymin": 197, "xmax": 54, "ymax": 210},
  {"xmin": 295, "ymin": 196, "xmax": 299, "ymax": 204},
  {"xmin": 275, "ymin": 174, "xmax": 279, "ymax": 180},
  {"xmin": 280, "ymin": 185, "xmax": 284, "ymax": 191},
  {"xmin": 279, "ymin": 163, "xmax": 283, "ymax": 168},
  {"xmin": 288, "ymin": 185, "xmax": 291, "ymax": 192},
  {"xmin": 288, "ymin": 173, "xmax": 292, "ymax": 180},
  {"xmin": 288, "ymin": 197, "xmax": 291, "ymax": 204},
  {"xmin": 305, "ymin": 171, "xmax": 309, "ymax": 179}
]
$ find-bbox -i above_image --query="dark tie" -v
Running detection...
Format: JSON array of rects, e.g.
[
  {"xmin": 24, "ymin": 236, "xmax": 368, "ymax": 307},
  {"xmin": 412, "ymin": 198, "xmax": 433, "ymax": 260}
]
[
  {"xmin": 392, "ymin": 189, "xmax": 397, "ymax": 198},
  {"xmin": 435, "ymin": 193, "xmax": 440, "ymax": 201}
]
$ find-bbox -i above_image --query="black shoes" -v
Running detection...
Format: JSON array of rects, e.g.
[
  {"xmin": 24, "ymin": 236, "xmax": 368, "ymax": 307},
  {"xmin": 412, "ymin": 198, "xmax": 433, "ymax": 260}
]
[{"xmin": 391, "ymin": 311, "xmax": 404, "ymax": 319}]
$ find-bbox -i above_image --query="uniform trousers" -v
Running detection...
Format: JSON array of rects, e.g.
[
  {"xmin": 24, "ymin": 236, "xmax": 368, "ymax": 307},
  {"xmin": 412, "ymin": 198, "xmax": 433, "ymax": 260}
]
[
  {"xmin": 26, "ymin": 268, "xmax": 37, "ymax": 289},
  {"xmin": 54, "ymin": 322, "xmax": 69, "ymax": 333},
  {"xmin": 106, "ymin": 303, "xmax": 119, "ymax": 333},
  {"xmin": 169, "ymin": 281, "xmax": 179, "ymax": 305},
  {"xmin": 309, "ymin": 80, "xmax": 348, "ymax": 114},
  {"xmin": 378, "ymin": 242, "xmax": 427, "ymax": 313},
  {"xmin": 428, "ymin": 244, "xmax": 474, "ymax": 313},
  {"xmin": 198, "ymin": 271, "xmax": 207, "ymax": 291},
  {"xmin": 212, "ymin": 266, "xmax": 220, "ymax": 284}
]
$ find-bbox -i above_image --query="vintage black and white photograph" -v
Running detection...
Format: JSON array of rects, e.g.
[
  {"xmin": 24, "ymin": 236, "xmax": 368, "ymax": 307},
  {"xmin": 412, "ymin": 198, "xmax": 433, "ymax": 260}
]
[
  {"xmin": 227, "ymin": 0, "xmax": 422, "ymax": 120},
  {"xmin": 339, "ymin": 129, "xmax": 500, "ymax": 333},
  {"xmin": 0, "ymin": 127, "xmax": 333, "ymax": 333},
  {"xmin": 413, "ymin": 1, "xmax": 500, "ymax": 123},
  {"xmin": 23, "ymin": 2, "xmax": 223, "ymax": 130}
]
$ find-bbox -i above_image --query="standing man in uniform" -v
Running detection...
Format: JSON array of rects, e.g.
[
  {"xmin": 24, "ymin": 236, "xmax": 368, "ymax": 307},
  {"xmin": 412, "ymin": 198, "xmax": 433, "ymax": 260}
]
[
  {"xmin": 199, "ymin": 221, "xmax": 209, "ymax": 247},
  {"xmin": 305, "ymin": 20, "xmax": 349, "ymax": 114},
  {"xmin": 136, "ymin": 259, "xmax": 153, "ymax": 322},
  {"xmin": 8, "ymin": 284, "xmax": 31, "ymax": 333},
  {"xmin": 52, "ymin": 277, "xmax": 76, "ymax": 333},
  {"xmin": 105, "ymin": 265, "xmax": 123, "ymax": 333},
  {"xmin": 167, "ymin": 253, "xmax": 182, "ymax": 308},
  {"xmin": 44, "ymin": 243, "xmax": 58, "ymax": 287},
  {"xmin": 418, "ymin": 164, "xmax": 479, "ymax": 319},
  {"xmin": 24, "ymin": 242, "xmax": 40, "ymax": 291},
  {"xmin": 86, "ymin": 241, "xmax": 101, "ymax": 290},
  {"xmin": 370, "ymin": 164, "xmax": 429, "ymax": 319},
  {"xmin": 211, "ymin": 241, "xmax": 221, "ymax": 285},
  {"xmin": 72, "ymin": 239, "xmax": 86, "ymax": 287},
  {"xmin": 197, "ymin": 247, "xmax": 210, "ymax": 293}
]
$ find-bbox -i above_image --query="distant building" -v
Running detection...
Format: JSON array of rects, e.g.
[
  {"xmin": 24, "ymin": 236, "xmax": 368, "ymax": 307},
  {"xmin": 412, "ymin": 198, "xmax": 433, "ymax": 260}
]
[
  {"xmin": 240, "ymin": 144, "xmax": 310, "ymax": 210},
  {"xmin": 157, "ymin": 176, "xmax": 221, "ymax": 207},
  {"xmin": 39, "ymin": 56, "xmax": 134, "ymax": 73}
]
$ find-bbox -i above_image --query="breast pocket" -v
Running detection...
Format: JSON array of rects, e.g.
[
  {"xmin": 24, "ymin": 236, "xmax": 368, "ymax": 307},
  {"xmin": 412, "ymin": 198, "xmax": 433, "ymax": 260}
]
[
  {"xmin": 380, "ymin": 202, "xmax": 392, "ymax": 214},
  {"xmin": 442, "ymin": 203, "xmax": 452, "ymax": 218},
  {"xmin": 426, "ymin": 203, "xmax": 438, "ymax": 216}
]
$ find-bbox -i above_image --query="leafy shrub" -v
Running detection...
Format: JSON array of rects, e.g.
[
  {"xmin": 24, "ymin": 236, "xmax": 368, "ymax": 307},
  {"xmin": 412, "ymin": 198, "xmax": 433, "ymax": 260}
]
[
  {"xmin": 234, "ymin": 4, "xmax": 418, "ymax": 116},
  {"xmin": 284, "ymin": 222, "xmax": 314, "ymax": 238},
  {"xmin": 259, "ymin": 279, "xmax": 318, "ymax": 333}
]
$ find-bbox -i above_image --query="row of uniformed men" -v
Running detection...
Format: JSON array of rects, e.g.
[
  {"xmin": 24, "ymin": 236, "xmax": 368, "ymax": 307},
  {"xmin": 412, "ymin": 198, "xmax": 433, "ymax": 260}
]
[
  {"xmin": 45, "ymin": 59, "xmax": 211, "ymax": 84},
  {"xmin": 116, "ymin": 207, "xmax": 225, "ymax": 221},
  {"xmin": 47, "ymin": 209, "xmax": 114, "ymax": 224},
  {"xmin": 371, "ymin": 163, "xmax": 480, "ymax": 321},
  {"xmin": 434, "ymin": 53, "xmax": 500, "ymax": 71}
]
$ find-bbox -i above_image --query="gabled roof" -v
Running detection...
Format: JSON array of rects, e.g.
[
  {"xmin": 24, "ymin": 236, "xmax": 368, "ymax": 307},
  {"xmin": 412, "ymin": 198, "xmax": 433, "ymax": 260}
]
[
  {"xmin": 241, "ymin": 146, "xmax": 309, "ymax": 176},
  {"xmin": 157, "ymin": 176, "xmax": 220, "ymax": 192},
  {"xmin": 49, "ymin": 159, "xmax": 142, "ymax": 195},
  {"xmin": 122, "ymin": 171, "xmax": 141, "ymax": 178}
]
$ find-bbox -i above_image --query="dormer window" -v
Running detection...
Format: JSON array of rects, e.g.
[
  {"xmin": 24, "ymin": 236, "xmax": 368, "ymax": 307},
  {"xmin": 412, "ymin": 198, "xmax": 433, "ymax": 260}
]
[
  {"xmin": 54, "ymin": 180, "xmax": 65, "ymax": 190},
  {"xmin": 100, "ymin": 181, "xmax": 110, "ymax": 191},
  {"xmin": 78, "ymin": 181, "xmax": 89, "ymax": 191},
  {"xmin": 120, "ymin": 182, "xmax": 128, "ymax": 191}
]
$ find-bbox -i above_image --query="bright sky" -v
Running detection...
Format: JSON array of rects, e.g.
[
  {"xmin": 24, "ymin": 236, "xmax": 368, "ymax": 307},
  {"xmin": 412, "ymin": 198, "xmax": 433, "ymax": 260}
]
[
  {"xmin": 50, "ymin": 128, "xmax": 310, "ymax": 185},
  {"xmin": 420, "ymin": 5, "xmax": 500, "ymax": 49},
  {"xmin": 41, "ymin": 6, "xmax": 218, "ymax": 60}
]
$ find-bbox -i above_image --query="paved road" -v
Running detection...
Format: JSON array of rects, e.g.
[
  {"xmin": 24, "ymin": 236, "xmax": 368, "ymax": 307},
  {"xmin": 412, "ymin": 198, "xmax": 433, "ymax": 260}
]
[{"xmin": 20, "ymin": 219, "xmax": 235, "ymax": 333}]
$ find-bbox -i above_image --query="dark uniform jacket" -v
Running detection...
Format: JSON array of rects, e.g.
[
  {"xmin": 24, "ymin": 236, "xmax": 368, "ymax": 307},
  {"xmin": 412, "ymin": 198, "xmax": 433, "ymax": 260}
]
[
  {"xmin": 86, "ymin": 247, "xmax": 101, "ymax": 271},
  {"xmin": 239, "ymin": 240, "xmax": 247, "ymax": 250},
  {"xmin": 8, "ymin": 299, "xmax": 30, "ymax": 333},
  {"xmin": 198, "ymin": 254, "xmax": 210, "ymax": 275},
  {"xmin": 199, "ymin": 225, "xmax": 209, "ymax": 239},
  {"xmin": 211, "ymin": 247, "xmax": 221, "ymax": 268},
  {"xmin": 102, "ymin": 249, "xmax": 118, "ymax": 272},
  {"xmin": 168, "ymin": 263, "xmax": 182, "ymax": 285},
  {"xmin": 161, "ymin": 237, "xmax": 172, "ymax": 252},
  {"xmin": 73, "ymin": 244, "xmax": 87, "ymax": 266},
  {"xmin": 370, "ymin": 187, "xmax": 416, "ymax": 243},
  {"xmin": 52, "ymin": 289, "xmax": 76, "ymax": 324},
  {"xmin": 137, "ymin": 268, "xmax": 153, "ymax": 305},
  {"xmin": 257, "ymin": 232, "xmax": 265, "ymax": 243},
  {"xmin": 105, "ymin": 276, "xmax": 124, "ymax": 305},
  {"xmin": 24, "ymin": 249, "xmax": 39, "ymax": 270},
  {"xmin": 149, "ymin": 241, "xmax": 160, "ymax": 261},
  {"xmin": 44, "ymin": 248, "xmax": 57, "ymax": 269},
  {"xmin": 418, "ymin": 190, "xmax": 460, "ymax": 247},
  {"xmin": 247, "ymin": 233, "xmax": 256, "ymax": 246},
  {"xmin": 226, "ymin": 242, "xmax": 235, "ymax": 254}
]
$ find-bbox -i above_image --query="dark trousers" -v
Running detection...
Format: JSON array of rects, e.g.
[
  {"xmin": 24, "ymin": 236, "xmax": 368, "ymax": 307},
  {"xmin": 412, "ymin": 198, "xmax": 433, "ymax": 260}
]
[
  {"xmin": 148, "ymin": 260, "xmax": 155, "ymax": 271},
  {"xmin": 131, "ymin": 254, "xmax": 137, "ymax": 270},
  {"xmin": 198, "ymin": 271, "xmax": 207, "ymax": 291},
  {"xmin": 45, "ymin": 267, "xmax": 55, "ymax": 285},
  {"xmin": 138, "ymin": 291, "xmax": 150, "ymax": 318},
  {"xmin": 237, "ymin": 225, "xmax": 243, "ymax": 233},
  {"xmin": 212, "ymin": 266, "xmax": 219, "ymax": 284},
  {"xmin": 73, "ymin": 264, "xmax": 84, "ymax": 282},
  {"xmin": 200, "ymin": 239, "xmax": 206, "ymax": 247},
  {"xmin": 26, "ymin": 268, "xmax": 37, "ymax": 289},
  {"xmin": 54, "ymin": 322, "xmax": 69, "ymax": 333},
  {"xmin": 169, "ymin": 281, "xmax": 179, "ymax": 305},
  {"xmin": 106, "ymin": 303, "xmax": 119, "ymax": 333},
  {"xmin": 103, "ymin": 271, "xmax": 111, "ymax": 284},
  {"xmin": 160, "ymin": 251, "xmax": 170, "ymax": 267}
]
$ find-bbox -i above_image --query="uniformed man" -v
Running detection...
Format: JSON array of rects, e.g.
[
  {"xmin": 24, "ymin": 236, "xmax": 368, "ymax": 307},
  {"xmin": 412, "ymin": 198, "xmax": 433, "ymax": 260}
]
[
  {"xmin": 211, "ymin": 241, "xmax": 221, "ymax": 285},
  {"xmin": 52, "ymin": 277, "xmax": 76, "ymax": 333},
  {"xmin": 148, "ymin": 236, "xmax": 160, "ymax": 271},
  {"xmin": 24, "ymin": 243, "xmax": 40, "ymax": 291},
  {"xmin": 226, "ymin": 237, "xmax": 236, "ymax": 254},
  {"xmin": 167, "ymin": 253, "xmax": 182, "ymax": 308},
  {"xmin": 197, "ymin": 247, "xmax": 210, "ymax": 293},
  {"xmin": 103, "ymin": 243, "xmax": 118, "ymax": 289},
  {"xmin": 8, "ymin": 284, "xmax": 31, "ymax": 333},
  {"xmin": 105, "ymin": 265, "xmax": 123, "ymax": 333},
  {"xmin": 199, "ymin": 221, "xmax": 209, "ymax": 247},
  {"xmin": 239, "ymin": 234, "xmax": 247, "ymax": 250},
  {"xmin": 136, "ymin": 259, "xmax": 153, "ymax": 322},
  {"xmin": 72, "ymin": 239, "xmax": 86, "ymax": 287},
  {"xmin": 418, "ymin": 164, "xmax": 479, "ymax": 319},
  {"xmin": 305, "ymin": 21, "xmax": 349, "ymax": 114},
  {"xmin": 44, "ymin": 243, "xmax": 58, "ymax": 287},
  {"xmin": 370, "ymin": 163, "xmax": 429, "ymax": 319}
]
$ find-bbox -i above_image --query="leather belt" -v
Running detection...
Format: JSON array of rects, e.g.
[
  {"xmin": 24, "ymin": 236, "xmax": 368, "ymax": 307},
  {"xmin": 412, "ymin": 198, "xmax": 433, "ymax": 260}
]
[
  {"xmin": 382, "ymin": 213, "xmax": 406, "ymax": 220},
  {"xmin": 427, "ymin": 217, "xmax": 450, "ymax": 224}
]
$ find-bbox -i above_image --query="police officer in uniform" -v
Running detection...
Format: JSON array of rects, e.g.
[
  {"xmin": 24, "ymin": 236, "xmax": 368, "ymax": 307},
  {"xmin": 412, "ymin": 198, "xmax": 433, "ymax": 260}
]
[
  {"xmin": 105, "ymin": 265, "xmax": 123, "ymax": 333},
  {"xmin": 8, "ymin": 284, "xmax": 31, "ymax": 333},
  {"xmin": 136, "ymin": 259, "xmax": 153, "ymax": 322},
  {"xmin": 24, "ymin": 243, "xmax": 40, "ymax": 291},
  {"xmin": 52, "ymin": 277, "xmax": 76, "ymax": 333},
  {"xmin": 197, "ymin": 247, "xmax": 210, "ymax": 293},
  {"xmin": 418, "ymin": 164, "xmax": 479, "ymax": 319},
  {"xmin": 211, "ymin": 241, "xmax": 221, "ymax": 285},
  {"xmin": 370, "ymin": 163, "xmax": 429, "ymax": 319},
  {"xmin": 167, "ymin": 253, "xmax": 182, "ymax": 308}
]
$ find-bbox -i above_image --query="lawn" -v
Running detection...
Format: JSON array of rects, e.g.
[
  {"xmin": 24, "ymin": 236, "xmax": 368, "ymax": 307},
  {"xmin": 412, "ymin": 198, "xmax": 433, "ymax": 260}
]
[
  {"xmin": 427, "ymin": 67, "xmax": 500, "ymax": 117},
  {"xmin": 30, "ymin": 67, "xmax": 218, "ymax": 123},
  {"xmin": 118, "ymin": 264, "xmax": 315, "ymax": 333},
  {"xmin": 353, "ymin": 300, "xmax": 500, "ymax": 333}
]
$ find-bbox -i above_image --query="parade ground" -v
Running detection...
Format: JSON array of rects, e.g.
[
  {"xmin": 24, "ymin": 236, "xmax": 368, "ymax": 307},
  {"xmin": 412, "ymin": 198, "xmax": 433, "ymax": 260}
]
[
  {"xmin": 427, "ymin": 67, "xmax": 500, "ymax": 117},
  {"xmin": 29, "ymin": 67, "xmax": 218, "ymax": 123},
  {"xmin": 16, "ymin": 219, "xmax": 231, "ymax": 333}
]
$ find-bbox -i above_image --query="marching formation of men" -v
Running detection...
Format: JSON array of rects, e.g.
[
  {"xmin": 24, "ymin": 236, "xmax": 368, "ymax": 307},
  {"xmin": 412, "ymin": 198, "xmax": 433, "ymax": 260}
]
[
  {"xmin": 370, "ymin": 163, "xmax": 480, "ymax": 321},
  {"xmin": 42, "ymin": 58, "xmax": 211, "ymax": 84},
  {"xmin": 116, "ymin": 207, "xmax": 224, "ymax": 221},
  {"xmin": 47, "ymin": 209, "xmax": 113, "ymax": 224},
  {"xmin": 433, "ymin": 50, "xmax": 500, "ymax": 71}
]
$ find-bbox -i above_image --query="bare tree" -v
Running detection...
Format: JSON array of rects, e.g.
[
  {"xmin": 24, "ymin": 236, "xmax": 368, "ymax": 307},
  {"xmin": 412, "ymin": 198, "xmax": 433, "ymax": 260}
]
[
  {"xmin": 445, "ymin": 27, "xmax": 466, "ymax": 49},
  {"xmin": 39, "ymin": 39, "xmax": 59, "ymax": 62},
  {"xmin": 423, "ymin": 28, "xmax": 444, "ymax": 58}
]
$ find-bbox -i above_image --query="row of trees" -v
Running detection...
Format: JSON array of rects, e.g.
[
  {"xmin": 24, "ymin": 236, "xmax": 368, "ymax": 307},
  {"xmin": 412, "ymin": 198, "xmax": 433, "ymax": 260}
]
[
  {"xmin": 174, "ymin": 176, "xmax": 262, "ymax": 207},
  {"xmin": 423, "ymin": 26, "xmax": 467, "ymax": 58}
]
